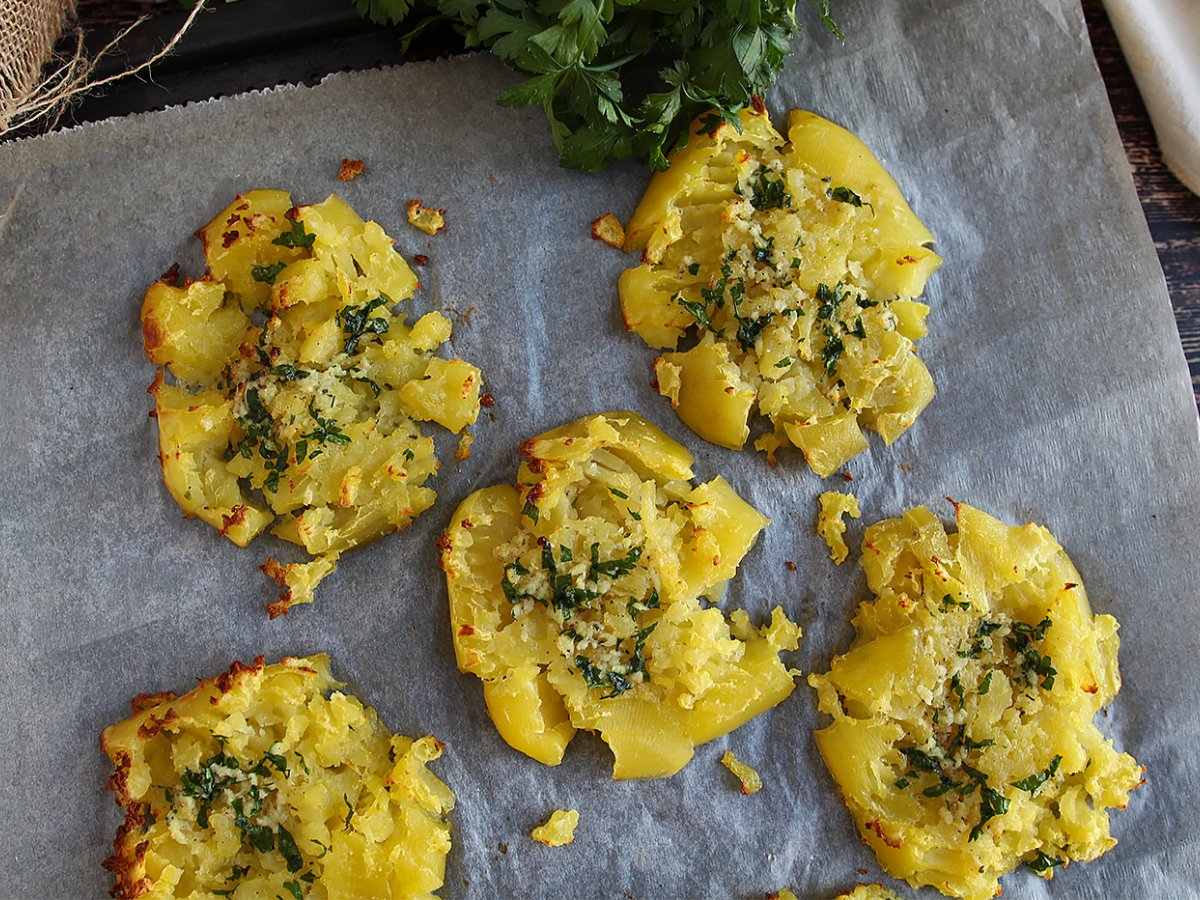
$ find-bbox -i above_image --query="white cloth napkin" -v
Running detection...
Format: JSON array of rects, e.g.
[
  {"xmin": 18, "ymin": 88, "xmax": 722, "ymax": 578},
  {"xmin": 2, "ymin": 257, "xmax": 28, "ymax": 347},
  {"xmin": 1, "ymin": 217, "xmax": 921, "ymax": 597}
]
[{"xmin": 1103, "ymin": 0, "xmax": 1200, "ymax": 196}]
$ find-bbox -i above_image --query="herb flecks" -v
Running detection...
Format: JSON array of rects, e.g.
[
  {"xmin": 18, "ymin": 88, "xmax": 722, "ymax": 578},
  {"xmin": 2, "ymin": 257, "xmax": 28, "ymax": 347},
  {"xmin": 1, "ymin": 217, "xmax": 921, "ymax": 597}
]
[
  {"xmin": 337, "ymin": 296, "xmax": 390, "ymax": 355},
  {"xmin": 272, "ymin": 219, "xmax": 315, "ymax": 249},
  {"xmin": 749, "ymin": 166, "xmax": 792, "ymax": 211},
  {"xmin": 251, "ymin": 262, "xmax": 287, "ymax": 285}
]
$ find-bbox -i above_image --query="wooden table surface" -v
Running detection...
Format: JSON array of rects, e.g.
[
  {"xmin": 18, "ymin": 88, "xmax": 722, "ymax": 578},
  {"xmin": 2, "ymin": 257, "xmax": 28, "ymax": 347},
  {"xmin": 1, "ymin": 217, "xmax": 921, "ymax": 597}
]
[{"xmin": 51, "ymin": 0, "xmax": 1200, "ymax": 411}]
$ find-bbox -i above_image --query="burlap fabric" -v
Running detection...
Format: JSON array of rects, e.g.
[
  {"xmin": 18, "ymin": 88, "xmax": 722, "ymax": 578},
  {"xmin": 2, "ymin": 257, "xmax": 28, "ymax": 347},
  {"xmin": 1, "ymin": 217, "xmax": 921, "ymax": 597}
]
[
  {"xmin": 1, "ymin": 0, "xmax": 75, "ymax": 128},
  {"xmin": 0, "ymin": 0, "xmax": 203, "ymax": 136}
]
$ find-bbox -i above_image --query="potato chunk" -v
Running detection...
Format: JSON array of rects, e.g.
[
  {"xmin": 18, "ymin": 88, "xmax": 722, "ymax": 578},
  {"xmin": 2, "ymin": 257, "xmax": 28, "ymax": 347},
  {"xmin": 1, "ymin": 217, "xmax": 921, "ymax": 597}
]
[
  {"xmin": 141, "ymin": 190, "xmax": 484, "ymax": 614},
  {"xmin": 440, "ymin": 411, "xmax": 800, "ymax": 779},
  {"xmin": 619, "ymin": 106, "xmax": 940, "ymax": 474},
  {"xmin": 101, "ymin": 655, "xmax": 454, "ymax": 899},
  {"xmin": 808, "ymin": 502, "xmax": 1143, "ymax": 900}
]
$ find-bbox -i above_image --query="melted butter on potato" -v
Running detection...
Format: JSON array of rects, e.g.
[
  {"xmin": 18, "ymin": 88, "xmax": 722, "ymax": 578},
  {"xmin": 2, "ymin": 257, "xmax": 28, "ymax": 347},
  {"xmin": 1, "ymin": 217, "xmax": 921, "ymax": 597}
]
[
  {"xmin": 439, "ymin": 411, "xmax": 801, "ymax": 780},
  {"xmin": 101, "ymin": 654, "xmax": 454, "ymax": 899},
  {"xmin": 141, "ymin": 190, "xmax": 484, "ymax": 615},
  {"xmin": 620, "ymin": 107, "xmax": 940, "ymax": 475},
  {"xmin": 808, "ymin": 502, "xmax": 1143, "ymax": 900}
]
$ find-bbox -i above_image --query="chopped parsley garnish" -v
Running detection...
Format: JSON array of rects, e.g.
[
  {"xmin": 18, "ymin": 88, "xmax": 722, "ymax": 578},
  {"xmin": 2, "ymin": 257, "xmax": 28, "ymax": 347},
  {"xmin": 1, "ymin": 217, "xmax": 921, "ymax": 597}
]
[
  {"xmin": 252, "ymin": 748, "xmax": 289, "ymax": 778},
  {"xmin": 940, "ymin": 594, "xmax": 970, "ymax": 612},
  {"xmin": 251, "ymin": 261, "xmax": 287, "ymax": 285},
  {"xmin": 950, "ymin": 673, "xmax": 965, "ymax": 703},
  {"xmin": 609, "ymin": 488, "xmax": 629, "ymax": 499},
  {"xmin": 1012, "ymin": 755, "xmax": 1062, "ymax": 795},
  {"xmin": 343, "ymin": 794, "xmax": 355, "ymax": 831},
  {"xmin": 962, "ymin": 734, "xmax": 995, "ymax": 750},
  {"xmin": 979, "ymin": 670, "xmax": 994, "ymax": 695},
  {"xmin": 923, "ymin": 780, "xmax": 960, "ymax": 798},
  {"xmin": 829, "ymin": 185, "xmax": 863, "ymax": 206},
  {"xmin": 848, "ymin": 316, "xmax": 866, "ymax": 340},
  {"xmin": 272, "ymin": 219, "xmax": 315, "ymax": 249},
  {"xmin": 674, "ymin": 292, "xmax": 713, "ymax": 330},
  {"xmin": 820, "ymin": 325, "xmax": 844, "ymax": 375},
  {"xmin": 589, "ymin": 543, "xmax": 643, "ymax": 580},
  {"xmin": 752, "ymin": 235, "xmax": 775, "ymax": 265},
  {"xmin": 899, "ymin": 747, "xmax": 943, "ymax": 776},
  {"xmin": 1025, "ymin": 849, "xmax": 1064, "ymax": 873},
  {"xmin": 231, "ymin": 796, "xmax": 275, "ymax": 853},
  {"xmin": 303, "ymin": 403, "xmax": 350, "ymax": 446},
  {"xmin": 970, "ymin": 783, "xmax": 1010, "ymax": 842},
  {"xmin": 958, "ymin": 620, "xmax": 1003, "ymax": 659},
  {"xmin": 575, "ymin": 655, "xmax": 607, "ymax": 689},
  {"xmin": 894, "ymin": 777, "xmax": 910, "ymax": 789},
  {"xmin": 1006, "ymin": 617, "xmax": 1057, "ymax": 689},
  {"xmin": 815, "ymin": 282, "xmax": 844, "ymax": 320},
  {"xmin": 179, "ymin": 748, "xmax": 241, "ymax": 828},
  {"xmin": 521, "ymin": 500, "xmax": 540, "ymax": 523},
  {"xmin": 774, "ymin": 356, "xmax": 792, "ymax": 368},
  {"xmin": 282, "ymin": 881, "xmax": 304, "ymax": 900},
  {"xmin": 628, "ymin": 588, "xmax": 660, "ymax": 618},
  {"xmin": 686, "ymin": 262, "xmax": 701, "ymax": 276},
  {"xmin": 269, "ymin": 363, "xmax": 309, "ymax": 381},
  {"xmin": 749, "ymin": 166, "xmax": 792, "ymax": 211},
  {"xmin": 277, "ymin": 824, "xmax": 304, "ymax": 872},
  {"xmin": 237, "ymin": 386, "xmax": 289, "ymax": 493},
  {"xmin": 337, "ymin": 296, "xmax": 390, "ymax": 354}
]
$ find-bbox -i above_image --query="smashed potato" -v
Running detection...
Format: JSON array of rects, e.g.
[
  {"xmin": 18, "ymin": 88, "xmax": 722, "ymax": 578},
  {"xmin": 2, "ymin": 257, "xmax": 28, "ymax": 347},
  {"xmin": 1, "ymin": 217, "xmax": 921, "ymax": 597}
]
[
  {"xmin": 620, "ymin": 107, "xmax": 940, "ymax": 475},
  {"xmin": 808, "ymin": 502, "xmax": 1143, "ymax": 900},
  {"xmin": 439, "ymin": 411, "xmax": 800, "ymax": 779},
  {"xmin": 101, "ymin": 655, "xmax": 454, "ymax": 899},
  {"xmin": 141, "ymin": 190, "xmax": 483, "ymax": 615},
  {"xmin": 817, "ymin": 489, "xmax": 861, "ymax": 565}
]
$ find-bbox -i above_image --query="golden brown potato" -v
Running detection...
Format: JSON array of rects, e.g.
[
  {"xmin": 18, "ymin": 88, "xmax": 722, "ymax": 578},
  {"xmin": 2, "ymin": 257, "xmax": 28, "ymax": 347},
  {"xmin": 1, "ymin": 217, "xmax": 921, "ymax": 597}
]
[
  {"xmin": 809, "ymin": 502, "xmax": 1143, "ymax": 900},
  {"xmin": 439, "ymin": 411, "xmax": 800, "ymax": 779},
  {"xmin": 101, "ymin": 655, "xmax": 454, "ymax": 899},
  {"xmin": 141, "ymin": 190, "xmax": 483, "ymax": 615},
  {"xmin": 619, "ymin": 107, "xmax": 941, "ymax": 475}
]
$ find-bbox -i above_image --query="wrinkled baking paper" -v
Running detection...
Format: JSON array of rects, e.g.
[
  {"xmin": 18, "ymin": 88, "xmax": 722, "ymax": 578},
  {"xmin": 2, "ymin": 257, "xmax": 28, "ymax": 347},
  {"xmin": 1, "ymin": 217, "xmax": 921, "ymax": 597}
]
[{"xmin": 1, "ymin": 0, "xmax": 1197, "ymax": 896}]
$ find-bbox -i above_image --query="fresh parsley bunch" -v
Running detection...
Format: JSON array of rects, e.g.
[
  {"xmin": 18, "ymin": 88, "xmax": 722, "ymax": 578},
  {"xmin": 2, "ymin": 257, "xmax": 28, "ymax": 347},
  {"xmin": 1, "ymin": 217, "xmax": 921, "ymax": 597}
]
[{"xmin": 353, "ymin": 0, "xmax": 842, "ymax": 172}]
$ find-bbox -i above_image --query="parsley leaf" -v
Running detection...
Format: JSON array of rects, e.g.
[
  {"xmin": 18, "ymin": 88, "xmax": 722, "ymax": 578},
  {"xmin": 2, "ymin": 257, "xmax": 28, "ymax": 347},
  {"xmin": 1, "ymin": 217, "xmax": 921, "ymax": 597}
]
[
  {"xmin": 251, "ymin": 262, "xmax": 287, "ymax": 285},
  {"xmin": 272, "ymin": 219, "xmax": 315, "ymax": 249},
  {"xmin": 352, "ymin": 0, "xmax": 843, "ymax": 172}
]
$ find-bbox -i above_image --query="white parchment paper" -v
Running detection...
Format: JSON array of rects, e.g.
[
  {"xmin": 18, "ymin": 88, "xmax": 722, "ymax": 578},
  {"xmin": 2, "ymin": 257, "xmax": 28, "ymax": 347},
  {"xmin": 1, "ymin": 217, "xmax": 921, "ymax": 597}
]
[{"xmin": 1, "ymin": 0, "xmax": 1197, "ymax": 897}]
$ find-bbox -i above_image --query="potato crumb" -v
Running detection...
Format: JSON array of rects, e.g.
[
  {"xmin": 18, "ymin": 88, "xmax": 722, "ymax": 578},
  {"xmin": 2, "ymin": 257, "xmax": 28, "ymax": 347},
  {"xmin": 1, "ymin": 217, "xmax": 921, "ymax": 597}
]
[
  {"xmin": 455, "ymin": 432, "xmax": 474, "ymax": 461},
  {"xmin": 720, "ymin": 749, "xmax": 762, "ymax": 794},
  {"xmin": 816, "ymin": 490, "xmax": 861, "ymax": 565},
  {"xmin": 766, "ymin": 890, "xmax": 798, "ymax": 900},
  {"xmin": 836, "ymin": 886, "xmax": 899, "ymax": 900},
  {"xmin": 338, "ymin": 158, "xmax": 365, "ymax": 181},
  {"xmin": 407, "ymin": 199, "xmax": 446, "ymax": 235},
  {"xmin": 591, "ymin": 212, "xmax": 625, "ymax": 248},
  {"xmin": 531, "ymin": 809, "xmax": 579, "ymax": 847}
]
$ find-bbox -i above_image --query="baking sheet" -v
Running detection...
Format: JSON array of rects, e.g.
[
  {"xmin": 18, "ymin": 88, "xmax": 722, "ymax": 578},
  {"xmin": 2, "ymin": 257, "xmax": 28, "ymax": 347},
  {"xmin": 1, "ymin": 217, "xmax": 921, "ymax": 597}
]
[{"xmin": 1, "ymin": 0, "xmax": 1198, "ymax": 896}]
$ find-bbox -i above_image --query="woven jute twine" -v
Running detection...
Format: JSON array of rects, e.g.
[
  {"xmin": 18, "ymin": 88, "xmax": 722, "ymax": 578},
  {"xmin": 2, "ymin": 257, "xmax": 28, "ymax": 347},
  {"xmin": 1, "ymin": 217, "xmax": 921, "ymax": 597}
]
[{"xmin": 0, "ymin": 0, "xmax": 204, "ymax": 137}]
